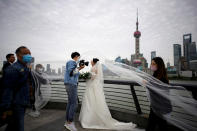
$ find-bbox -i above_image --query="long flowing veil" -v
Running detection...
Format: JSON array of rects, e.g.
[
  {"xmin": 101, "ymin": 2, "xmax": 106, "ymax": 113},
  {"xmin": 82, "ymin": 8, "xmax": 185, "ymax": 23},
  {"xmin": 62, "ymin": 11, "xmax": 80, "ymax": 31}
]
[
  {"xmin": 81, "ymin": 51, "xmax": 197, "ymax": 131},
  {"xmin": 104, "ymin": 60, "xmax": 197, "ymax": 131},
  {"xmin": 31, "ymin": 70, "xmax": 51, "ymax": 111},
  {"xmin": 95, "ymin": 61, "xmax": 104, "ymax": 84}
]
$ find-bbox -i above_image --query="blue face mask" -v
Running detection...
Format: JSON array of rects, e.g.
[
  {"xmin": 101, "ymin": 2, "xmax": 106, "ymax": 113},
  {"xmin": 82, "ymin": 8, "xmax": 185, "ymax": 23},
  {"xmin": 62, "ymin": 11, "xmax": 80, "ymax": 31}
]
[
  {"xmin": 76, "ymin": 57, "xmax": 80, "ymax": 63},
  {"xmin": 22, "ymin": 54, "xmax": 32, "ymax": 63}
]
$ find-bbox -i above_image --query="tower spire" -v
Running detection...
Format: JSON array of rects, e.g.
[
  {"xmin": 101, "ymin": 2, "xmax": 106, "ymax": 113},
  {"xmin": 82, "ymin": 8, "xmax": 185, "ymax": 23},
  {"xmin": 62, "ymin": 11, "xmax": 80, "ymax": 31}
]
[
  {"xmin": 136, "ymin": 8, "xmax": 139, "ymax": 31},
  {"xmin": 134, "ymin": 8, "xmax": 141, "ymax": 58}
]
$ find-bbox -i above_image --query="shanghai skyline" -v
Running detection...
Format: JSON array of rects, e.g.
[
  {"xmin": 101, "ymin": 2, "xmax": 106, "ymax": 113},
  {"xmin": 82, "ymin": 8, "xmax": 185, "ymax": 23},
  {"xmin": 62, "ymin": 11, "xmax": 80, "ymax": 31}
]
[{"xmin": 0, "ymin": 0, "xmax": 197, "ymax": 69}]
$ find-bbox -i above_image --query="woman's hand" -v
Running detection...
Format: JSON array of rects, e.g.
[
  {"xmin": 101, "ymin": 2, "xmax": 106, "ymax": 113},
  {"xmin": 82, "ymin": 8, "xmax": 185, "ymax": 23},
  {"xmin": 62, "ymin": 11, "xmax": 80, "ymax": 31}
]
[{"xmin": 142, "ymin": 80, "xmax": 148, "ymax": 87}]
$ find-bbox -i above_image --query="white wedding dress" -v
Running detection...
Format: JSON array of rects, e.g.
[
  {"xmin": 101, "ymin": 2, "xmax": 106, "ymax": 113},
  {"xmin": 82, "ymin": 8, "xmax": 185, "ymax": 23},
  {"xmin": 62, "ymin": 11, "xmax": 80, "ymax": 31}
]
[{"xmin": 79, "ymin": 62, "xmax": 136, "ymax": 130}]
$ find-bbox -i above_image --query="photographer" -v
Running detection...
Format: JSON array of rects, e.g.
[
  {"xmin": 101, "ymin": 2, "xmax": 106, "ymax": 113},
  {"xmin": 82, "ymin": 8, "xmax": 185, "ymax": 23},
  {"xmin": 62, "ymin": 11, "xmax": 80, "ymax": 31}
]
[{"xmin": 64, "ymin": 52, "xmax": 86, "ymax": 131}]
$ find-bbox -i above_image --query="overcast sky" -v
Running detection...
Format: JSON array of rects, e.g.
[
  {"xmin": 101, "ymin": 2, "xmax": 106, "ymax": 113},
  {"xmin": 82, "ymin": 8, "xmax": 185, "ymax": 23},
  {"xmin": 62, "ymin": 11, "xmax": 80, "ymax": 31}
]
[{"xmin": 0, "ymin": 0, "xmax": 197, "ymax": 69}]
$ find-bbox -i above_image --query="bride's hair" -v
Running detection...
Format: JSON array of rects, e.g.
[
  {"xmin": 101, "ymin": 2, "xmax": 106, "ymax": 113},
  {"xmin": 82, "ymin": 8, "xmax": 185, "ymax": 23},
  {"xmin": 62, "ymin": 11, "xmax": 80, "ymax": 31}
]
[{"xmin": 93, "ymin": 58, "xmax": 99, "ymax": 64}]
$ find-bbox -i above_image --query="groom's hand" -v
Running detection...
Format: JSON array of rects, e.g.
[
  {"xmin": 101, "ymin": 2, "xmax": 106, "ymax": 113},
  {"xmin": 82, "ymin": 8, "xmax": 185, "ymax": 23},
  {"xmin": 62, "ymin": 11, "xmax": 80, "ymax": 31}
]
[{"xmin": 78, "ymin": 65, "xmax": 85, "ymax": 70}]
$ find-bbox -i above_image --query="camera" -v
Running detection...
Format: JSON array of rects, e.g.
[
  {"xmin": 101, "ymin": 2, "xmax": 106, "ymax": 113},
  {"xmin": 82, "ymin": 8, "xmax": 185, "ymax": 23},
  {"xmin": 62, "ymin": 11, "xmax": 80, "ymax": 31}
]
[
  {"xmin": 70, "ymin": 60, "xmax": 88, "ymax": 77},
  {"xmin": 79, "ymin": 60, "xmax": 89, "ymax": 67}
]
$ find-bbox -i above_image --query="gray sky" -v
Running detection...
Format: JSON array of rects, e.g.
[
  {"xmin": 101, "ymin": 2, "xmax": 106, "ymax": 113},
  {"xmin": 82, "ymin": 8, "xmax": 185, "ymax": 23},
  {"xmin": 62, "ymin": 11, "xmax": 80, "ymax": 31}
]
[{"xmin": 0, "ymin": 0, "xmax": 197, "ymax": 69}]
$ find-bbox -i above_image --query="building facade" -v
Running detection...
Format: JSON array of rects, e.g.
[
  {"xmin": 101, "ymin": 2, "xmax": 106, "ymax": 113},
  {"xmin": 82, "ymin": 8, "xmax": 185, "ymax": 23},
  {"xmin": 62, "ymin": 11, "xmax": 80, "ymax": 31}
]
[
  {"xmin": 190, "ymin": 42, "xmax": 197, "ymax": 60},
  {"xmin": 151, "ymin": 51, "xmax": 156, "ymax": 60},
  {"xmin": 173, "ymin": 44, "xmax": 181, "ymax": 70}
]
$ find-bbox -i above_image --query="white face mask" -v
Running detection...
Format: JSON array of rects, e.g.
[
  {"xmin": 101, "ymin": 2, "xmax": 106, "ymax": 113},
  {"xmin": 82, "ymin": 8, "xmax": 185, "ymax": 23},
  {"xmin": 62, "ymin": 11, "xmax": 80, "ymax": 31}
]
[
  {"xmin": 151, "ymin": 65, "xmax": 157, "ymax": 72},
  {"xmin": 37, "ymin": 68, "xmax": 43, "ymax": 73},
  {"xmin": 76, "ymin": 57, "xmax": 81, "ymax": 63}
]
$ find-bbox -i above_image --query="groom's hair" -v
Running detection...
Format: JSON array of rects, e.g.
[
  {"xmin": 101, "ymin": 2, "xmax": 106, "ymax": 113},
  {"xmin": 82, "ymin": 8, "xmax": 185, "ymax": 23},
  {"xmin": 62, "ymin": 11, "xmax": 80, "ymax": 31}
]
[{"xmin": 71, "ymin": 52, "xmax": 80, "ymax": 59}]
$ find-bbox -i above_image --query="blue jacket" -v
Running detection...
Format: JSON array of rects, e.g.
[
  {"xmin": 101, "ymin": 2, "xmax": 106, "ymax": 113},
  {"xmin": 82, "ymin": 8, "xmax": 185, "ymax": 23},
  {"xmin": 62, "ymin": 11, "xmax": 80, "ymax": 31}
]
[
  {"xmin": 64, "ymin": 60, "xmax": 80, "ymax": 86},
  {"xmin": 0, "ymin": 61, "xmax": 33, "ymax": 109}
]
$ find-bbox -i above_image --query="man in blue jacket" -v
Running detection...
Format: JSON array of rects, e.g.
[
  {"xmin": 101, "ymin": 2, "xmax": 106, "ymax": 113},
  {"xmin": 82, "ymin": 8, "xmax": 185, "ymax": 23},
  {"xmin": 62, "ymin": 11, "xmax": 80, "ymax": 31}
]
[
  {"xmin": 0, "ymin": 46, "xmax": 34, "ymax": 131},
  {"xmin": 64, "ymin": 52, "xmax": 84, "ymax": 131}
]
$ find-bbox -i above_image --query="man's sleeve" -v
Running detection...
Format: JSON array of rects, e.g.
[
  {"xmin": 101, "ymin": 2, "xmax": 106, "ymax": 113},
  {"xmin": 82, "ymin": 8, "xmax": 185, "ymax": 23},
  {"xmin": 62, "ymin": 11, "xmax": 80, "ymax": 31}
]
[
  {"xmin": 67, "ymin": 61, "xmax": 79, "ymax": 76},
  {"xmin": 0, "ymin": 67, "xmax": 18, "ymax": 110},
  {"xmin": 2, "ymin": 63, "xmax": 10, "ymax": 74}
]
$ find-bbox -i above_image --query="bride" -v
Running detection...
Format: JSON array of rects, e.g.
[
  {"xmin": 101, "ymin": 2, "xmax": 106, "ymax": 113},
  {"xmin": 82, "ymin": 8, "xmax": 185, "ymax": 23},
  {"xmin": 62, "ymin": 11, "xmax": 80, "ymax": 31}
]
[{"xmin": 79, "ymin": 58, "xmax": 136, "ymax": 130}]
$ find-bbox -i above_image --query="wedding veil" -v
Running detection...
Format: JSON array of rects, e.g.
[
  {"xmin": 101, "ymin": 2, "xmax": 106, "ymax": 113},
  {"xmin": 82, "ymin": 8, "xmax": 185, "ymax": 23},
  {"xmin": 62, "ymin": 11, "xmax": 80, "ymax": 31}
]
[{"xmin": 81, "ymin": 51, "xmax": 197, "ymax": 131}]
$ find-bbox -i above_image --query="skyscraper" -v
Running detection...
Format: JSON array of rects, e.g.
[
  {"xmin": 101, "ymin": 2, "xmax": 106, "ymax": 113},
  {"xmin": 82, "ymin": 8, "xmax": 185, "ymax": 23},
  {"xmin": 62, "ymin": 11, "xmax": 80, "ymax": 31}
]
[
  {"xmin": 167, "ymin": 62, "xmax": 170, "ymax": 68},
  {"xmin": 183, "ymin": 34, "xmax": 192, "ymax": 68},
  {"xmin": 190, "ymin": 42, "xmax": 197, "ymax": 60},
  {"xmin": 51, "ymin": 69, "xmax": 56, "ymax": 75},
  {"xmin": 46, "ymin": 64, "xmax": 51, "ymax": 74},
  {"xmin": 151, "ymin": 51, "xmax": 156, "ymax": 60},
  {"xmin": 62, "ymin": 66, "xmax": 66, "ymax": 76},
  {"xmin": 173, "ymin": 44, "xmax": 181, "ymax": 68},
  {"xmin": 183, "ymin": 34, "xmax": 197, "ymax": 69},
  {"xmin": 58, "ymin": 68, "xmax": 61, "ymax": 75}
]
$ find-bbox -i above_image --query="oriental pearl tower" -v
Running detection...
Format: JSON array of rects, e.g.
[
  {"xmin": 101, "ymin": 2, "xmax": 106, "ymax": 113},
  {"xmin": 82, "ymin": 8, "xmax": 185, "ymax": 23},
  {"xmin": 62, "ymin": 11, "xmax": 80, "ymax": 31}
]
[
  {"xmin": 134, "ymin": 9, "xmax": 141, "ymax": 59},
  {"xmin": 131, "ymin": 9, "xmax": 147, "ymax": 70}
]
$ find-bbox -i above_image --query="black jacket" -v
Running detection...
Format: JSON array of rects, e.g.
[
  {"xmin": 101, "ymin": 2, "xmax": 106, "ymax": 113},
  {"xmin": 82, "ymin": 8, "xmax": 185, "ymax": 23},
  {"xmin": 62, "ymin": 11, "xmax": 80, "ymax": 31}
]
[
  {"xmin": 149, "ymin": 75, "xmax": 172, "ymax": 115},
  {"xmin": 2, "ymin": 62, "xmax": 11, "ymax": 75}
]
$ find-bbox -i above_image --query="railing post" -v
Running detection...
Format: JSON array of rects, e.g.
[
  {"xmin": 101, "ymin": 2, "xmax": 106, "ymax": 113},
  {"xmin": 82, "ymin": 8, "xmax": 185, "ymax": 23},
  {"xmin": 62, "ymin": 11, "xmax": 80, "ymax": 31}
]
[{"xmin": 130, "ymin": 84, "xmax": 142, "ymax": 114}]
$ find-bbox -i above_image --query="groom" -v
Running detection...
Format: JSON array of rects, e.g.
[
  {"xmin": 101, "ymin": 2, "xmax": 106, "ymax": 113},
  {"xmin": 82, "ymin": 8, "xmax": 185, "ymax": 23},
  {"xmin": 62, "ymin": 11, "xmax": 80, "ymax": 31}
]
[{"xmin": 64, "ymin": 52, "xmax": 84, "ymax": 131}]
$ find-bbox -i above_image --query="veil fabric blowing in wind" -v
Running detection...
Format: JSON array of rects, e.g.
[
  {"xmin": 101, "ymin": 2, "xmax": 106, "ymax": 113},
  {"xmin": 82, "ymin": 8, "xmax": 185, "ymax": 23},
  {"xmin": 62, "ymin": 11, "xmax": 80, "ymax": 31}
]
[
  {"xmin": 80, "ymin": 51, "xmax": 197, "ymax": 131},
  {"xmin": 31, "ymin": 70, "xmax": 51, "ymax": 112}
]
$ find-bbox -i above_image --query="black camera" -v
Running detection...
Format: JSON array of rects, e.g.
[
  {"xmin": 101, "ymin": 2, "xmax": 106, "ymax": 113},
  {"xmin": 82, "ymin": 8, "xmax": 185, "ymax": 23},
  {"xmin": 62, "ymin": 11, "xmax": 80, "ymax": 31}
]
[
  {"xmin": 79, "ymin": 60, "xmax": 89, "ymax": 67},
  {"xmin": 70, "ymin": 60, "xmax": 88, "ymax": 77}
]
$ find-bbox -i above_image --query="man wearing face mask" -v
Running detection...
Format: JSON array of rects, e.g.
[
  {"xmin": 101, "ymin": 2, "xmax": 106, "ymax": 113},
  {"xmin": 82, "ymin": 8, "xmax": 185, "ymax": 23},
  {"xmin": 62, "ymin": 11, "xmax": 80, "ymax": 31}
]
[
  {"xmin": 64, "ymin": 52, "xmax": 85, "ymax": 131},
  {"xmin": 28, "ymin": 64, "xmax": 49, "ymax": 117},
  {"xmin": 0, "ymin": 46, "xmax": 34, "ymax": 131}
]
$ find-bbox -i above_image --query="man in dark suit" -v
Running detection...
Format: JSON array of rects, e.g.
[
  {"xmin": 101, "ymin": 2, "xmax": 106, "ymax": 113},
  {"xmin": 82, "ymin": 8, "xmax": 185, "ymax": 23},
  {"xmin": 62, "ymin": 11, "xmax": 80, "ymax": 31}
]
[{"xmin": 2, "ymin": 54, "xmax": 15, "ymax": 74}]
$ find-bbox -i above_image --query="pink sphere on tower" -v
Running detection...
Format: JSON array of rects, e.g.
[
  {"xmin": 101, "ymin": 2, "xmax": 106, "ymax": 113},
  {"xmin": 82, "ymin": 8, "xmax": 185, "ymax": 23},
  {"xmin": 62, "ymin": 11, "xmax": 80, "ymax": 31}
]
[{"xmin": 134, "ymin": 30, "xmax": 141, "ymax": 38}]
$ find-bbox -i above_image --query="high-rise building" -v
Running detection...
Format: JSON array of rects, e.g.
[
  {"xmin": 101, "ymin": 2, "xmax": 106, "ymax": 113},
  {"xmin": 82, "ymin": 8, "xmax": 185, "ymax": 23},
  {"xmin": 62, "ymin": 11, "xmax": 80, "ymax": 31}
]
[
  {"xmin": 58, "ymin": 68, "xmax": 61, "ymax": 75},
  {"xmin": 190, "ymin": 60, "xmax": 197, "ymax": 71},
  {"xmin": 151, "ymin": 51, "xmax": 156, "ymax": 60},
  {"xmin": 51, "ymin": 69, "xmax": 56, "ymax": 75},
  {"xmin": 183, "ymin": 34, "xmax": 192, "ymax": 68},
  {"xmin": 167, "ymin": 62, "xmax": 170, "ymax": 68},
  {"xmin": 46, "ymin": 64, "xmax": 51, "ymax": 74},
  {"xmin": 179, "ymin": 57, "xmax": 188, "ymax": 71},
  {"xmin": 173, "ymin": 44, "xmax": 181, "ymax": 69},
  {"xmin": 190, "ymin": 42, "xmax": 197, "ymax": 60},
  {"xmin": 62, "ymin": 66, "xmax": 66, "ymax": 75},
  {"xmin": 183, "ymin": 34, "xmax": 197, "ymax": 69}
]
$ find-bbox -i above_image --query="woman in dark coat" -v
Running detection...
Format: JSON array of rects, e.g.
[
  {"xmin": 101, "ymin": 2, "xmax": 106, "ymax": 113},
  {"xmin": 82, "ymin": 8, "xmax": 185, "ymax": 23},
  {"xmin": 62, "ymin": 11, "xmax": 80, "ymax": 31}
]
[{"xmin": 146, "ymin": 57, "xmax": 172, "ymax": 131}]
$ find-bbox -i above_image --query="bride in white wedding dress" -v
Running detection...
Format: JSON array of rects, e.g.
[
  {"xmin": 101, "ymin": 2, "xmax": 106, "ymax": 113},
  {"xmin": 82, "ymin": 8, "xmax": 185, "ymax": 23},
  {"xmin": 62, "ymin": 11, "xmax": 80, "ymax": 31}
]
[
  {"xmin": 78, "ymin": 51, "xmax": 197, "ymax": 131},
  {"xmin": 79, "ymin": 58, "xmax": 136, "ymax": 130}
]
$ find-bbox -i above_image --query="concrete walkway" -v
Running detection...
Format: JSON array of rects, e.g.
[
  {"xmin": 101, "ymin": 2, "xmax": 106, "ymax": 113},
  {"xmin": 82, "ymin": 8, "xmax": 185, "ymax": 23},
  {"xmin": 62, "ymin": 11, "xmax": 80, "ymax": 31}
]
[{"xmin": 0, "ymin": 109, "xmax": 144, "ymax": 131}]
